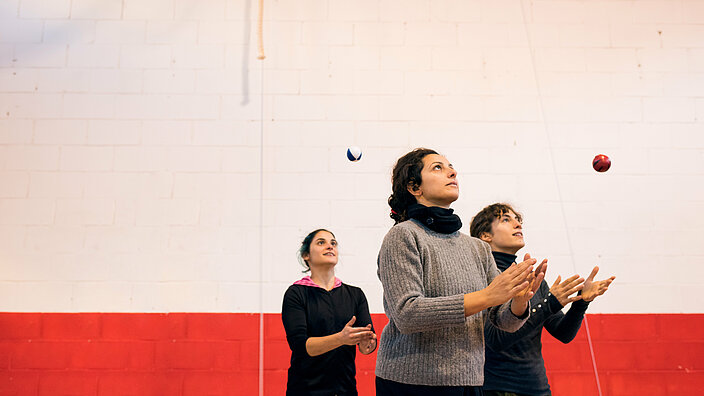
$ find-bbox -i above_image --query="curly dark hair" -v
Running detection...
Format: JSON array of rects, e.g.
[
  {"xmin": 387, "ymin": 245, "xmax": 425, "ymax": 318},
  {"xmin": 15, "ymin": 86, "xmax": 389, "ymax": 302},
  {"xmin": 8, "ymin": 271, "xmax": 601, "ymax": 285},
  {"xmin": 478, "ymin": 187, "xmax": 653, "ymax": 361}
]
[
  {"xmin": 388, "ymin": 148, "xmax": 438, "ymax": 224},
  {"xmin": 469, "ymin": 203, "xmax": 522, "ymax": 239}
]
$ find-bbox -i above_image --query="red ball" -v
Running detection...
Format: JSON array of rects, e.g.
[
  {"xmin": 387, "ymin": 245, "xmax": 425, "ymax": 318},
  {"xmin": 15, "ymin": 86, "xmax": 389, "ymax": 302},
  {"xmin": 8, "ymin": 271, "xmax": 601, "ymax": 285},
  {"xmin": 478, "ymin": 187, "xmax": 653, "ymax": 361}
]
[{"xmin": 592, "ymin": 154, "xmax": 611, "ymax": 172}]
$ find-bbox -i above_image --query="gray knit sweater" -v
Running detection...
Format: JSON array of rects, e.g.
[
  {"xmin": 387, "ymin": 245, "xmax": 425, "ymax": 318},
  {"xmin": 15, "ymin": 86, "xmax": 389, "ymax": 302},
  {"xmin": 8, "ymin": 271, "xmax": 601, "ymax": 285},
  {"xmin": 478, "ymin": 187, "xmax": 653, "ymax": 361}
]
[{"xmin": 375, "ymin": 219, "xmax": 528, "ymax": 386}]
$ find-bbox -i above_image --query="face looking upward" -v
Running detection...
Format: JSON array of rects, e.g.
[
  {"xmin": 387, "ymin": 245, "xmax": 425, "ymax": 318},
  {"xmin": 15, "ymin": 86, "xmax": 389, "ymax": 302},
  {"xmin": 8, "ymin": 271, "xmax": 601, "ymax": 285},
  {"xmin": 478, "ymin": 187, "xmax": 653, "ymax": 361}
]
[
  {"xmin": 480, "ymin": 210, "xmax": 525, "ymax": 255},
  {"xmin": 408, "ymin": 154, "xmax": 459, "ymax": 208},
  {"xmin": 301, "ymin": 231, "xmax": 338, "ymax": 269}
]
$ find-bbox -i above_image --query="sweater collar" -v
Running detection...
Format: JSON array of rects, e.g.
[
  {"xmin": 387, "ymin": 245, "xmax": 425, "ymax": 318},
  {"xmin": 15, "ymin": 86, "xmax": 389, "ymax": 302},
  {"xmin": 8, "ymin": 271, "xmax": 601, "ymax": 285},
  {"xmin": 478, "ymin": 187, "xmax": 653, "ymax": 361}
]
[
  {"xmin": 492, "ymin": 251, "xmax": 517, "ymax": 271},
  {"xmin": 407, "ymin": 203, "xmax": 462, "ymax": 234}
]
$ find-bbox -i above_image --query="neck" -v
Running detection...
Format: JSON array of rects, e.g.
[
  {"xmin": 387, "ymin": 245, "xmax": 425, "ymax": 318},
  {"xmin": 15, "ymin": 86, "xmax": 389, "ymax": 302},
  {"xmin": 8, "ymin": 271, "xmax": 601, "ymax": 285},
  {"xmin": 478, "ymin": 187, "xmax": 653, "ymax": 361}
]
[
  {"xmin": 490, "ymin": 245, "xmax": 520, "ymax": 255},
  {"xmin": 309, "ymin": 266, "xmax": 336, "ymax": 290}
]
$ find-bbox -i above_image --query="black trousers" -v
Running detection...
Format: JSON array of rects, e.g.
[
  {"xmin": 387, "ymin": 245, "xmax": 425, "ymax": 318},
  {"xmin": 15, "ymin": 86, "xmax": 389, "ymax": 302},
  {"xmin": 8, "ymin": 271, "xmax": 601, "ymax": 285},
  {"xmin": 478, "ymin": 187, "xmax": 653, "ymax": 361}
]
[{"xmin": 376, "ymin": 377, "xmax": 484, "ymax": 396}]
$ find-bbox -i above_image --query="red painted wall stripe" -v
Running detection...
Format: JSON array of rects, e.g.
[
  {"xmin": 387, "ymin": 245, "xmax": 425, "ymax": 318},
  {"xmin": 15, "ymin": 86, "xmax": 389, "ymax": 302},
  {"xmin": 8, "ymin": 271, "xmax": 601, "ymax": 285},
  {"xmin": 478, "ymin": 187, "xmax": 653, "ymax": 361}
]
[{"xmin": 0, "ymin": 313, "xmax": 702, "ymax": 395}]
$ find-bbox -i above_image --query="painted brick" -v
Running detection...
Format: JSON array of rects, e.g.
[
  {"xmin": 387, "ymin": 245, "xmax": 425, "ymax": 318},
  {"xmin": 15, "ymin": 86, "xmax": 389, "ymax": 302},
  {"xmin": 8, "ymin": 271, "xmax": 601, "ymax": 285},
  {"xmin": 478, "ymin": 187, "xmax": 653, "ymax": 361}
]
[
  {"xmin": 143, "ymin": 70, "xmax": 196, "ymax": 94},
  {"xmin": 0, "ymin": 371, "xmax": 39, "ymax": 394},
  {"xmin": 43, "ymin": 21, "xmax": 96, "ymax": 44},
  {"xmin": 123, "ymin": 0, "xmax": 174, "ymax": 19},
  {"xmin": 60, "ymin": 146, "xmax": 113, "ymax": 171},
  {"xmin": 301, "ymin": 22, "xmax": 354, "ymax": 46},
  {"xmin": 633, "ymin": 1, "xmax": 683, "ymax": 24},
  {"xmin": 95, "ymin": 21, "xmax": 146, "ymax": 44},
  {"xmin": 187, "ymin": 313, "xmax": 258, "ymax": 340},
  {"xmin": 266, "ymin": 0, "xmax": 328, "ymax": 22},
  {"xmin": 102, "ymin": 314, "xmax": 187, "ymax": 340},
  {"xmin": 155, "ymin": 340, "xmax": 240, "ymax": 369},
  {"xmin": 71, "ymin": 0, "xmax": 123, "ymax": 19},
  {"xmin": 0, "ymin": 172, "xmax": 29, "ymax": 198},
  {"xmin": 12, "ymin": 44, "xmax": 67, "ymax": 68},
  {"xmin": 0, "ymin": 120, "xmax": 33, "ymax": 144},
  {"xmin": 379, "ymin": 0, "xmax": 430, "ymax": 22},
  {"xmin": 0, "ymin": 313, "xmax": 41, "ymax": 339},
  {"xmin": 175, "ymin": 0, "xmax": 226, "ymax": 20},
  {"xmin": 20, "ymin": 0, "xmax": 70, "ymax": 19},
  {"xmin": 42, "ymin": 313, "xmax": 100, "ymax": 340},
  {"xmin": 263, "ymin": 370, "xmax": 287, "ymax": 396},
  {"xmin": 68, "ymin": 45, "xmax": 120, "ymax": 68},
  {"xmin": 11, "ymin": 341, "xmax": 73, "ymax": 369},
  {"xmin": 147, "ymin": 21, "xmax": 198, "ymax": 44},
  {"xmin": 38, "ymin": 372, "xmax": 98, "ymax": 396},
  {"xmin": 548, "ymin": 372, "xmax": 601, "ymax": 396},
  {"xmin": 183, "ymin": 372, "xmax": 255, "ymax": 396},
  {"xmin": 197, "ymin": 21, "xmax": 248, "ymax": 45},
  {"xmin": 0, "ymin": 20, "xmax": 43, "ymax": 43},
  {"xmin": 354, "ymin": 23, "xmax": 404, "ymax": 46},
  {"xmin": 431, "ymin": 0, "xmax": 481, "ymax": 22},
  {"xmin": 657, "ymin": 314, "xmax": 704, "ymax": 341},
  {"xmin": 0, "ymin": 0, "xmax": 19, "ymax": 19},
  {"xmin": 97, "ymin": 372, "xmax": 184, "ymax": 396},
  {"xmin": 119, "ymin": 45, "xmax": 172, "ymax": 69},
  {"xmin": 0, "ymin": 199, "xmax": 54, "ymax": 225},
  {"xmin": 605, "ymin": 371, "xmax": 668, "ymax": 396}
]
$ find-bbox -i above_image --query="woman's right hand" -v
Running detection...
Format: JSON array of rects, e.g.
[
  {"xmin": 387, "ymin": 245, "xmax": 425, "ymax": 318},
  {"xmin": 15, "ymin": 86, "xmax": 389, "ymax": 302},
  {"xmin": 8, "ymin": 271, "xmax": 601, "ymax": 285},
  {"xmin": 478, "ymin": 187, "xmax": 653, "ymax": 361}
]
[
  {"xmin": 337, "ymin": 316, "xmax": 375, "ymax": 346},
  {"xmin": 484, "ymin": 255, "xmax": 536, "ymax": 306}
]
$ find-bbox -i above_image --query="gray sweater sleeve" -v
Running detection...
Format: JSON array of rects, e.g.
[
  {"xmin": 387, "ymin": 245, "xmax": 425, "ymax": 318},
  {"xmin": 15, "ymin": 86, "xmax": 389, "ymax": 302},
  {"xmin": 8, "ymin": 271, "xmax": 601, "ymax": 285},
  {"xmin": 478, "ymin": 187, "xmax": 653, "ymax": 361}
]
[
  {"xmin": 377, "ymin": 225, "xmax": 466, "ymax": 334},
  {"xmin": 481, "ymin": 241, "xmax": 529, "ymax": 333}
]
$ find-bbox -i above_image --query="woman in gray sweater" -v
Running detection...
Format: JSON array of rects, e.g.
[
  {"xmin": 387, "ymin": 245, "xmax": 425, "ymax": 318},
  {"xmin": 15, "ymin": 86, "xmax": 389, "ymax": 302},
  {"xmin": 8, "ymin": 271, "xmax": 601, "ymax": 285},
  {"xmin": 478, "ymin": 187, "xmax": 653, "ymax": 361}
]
[{"xmin": 375, "ymin": 148, "xmax": 546, "ymax": 396}]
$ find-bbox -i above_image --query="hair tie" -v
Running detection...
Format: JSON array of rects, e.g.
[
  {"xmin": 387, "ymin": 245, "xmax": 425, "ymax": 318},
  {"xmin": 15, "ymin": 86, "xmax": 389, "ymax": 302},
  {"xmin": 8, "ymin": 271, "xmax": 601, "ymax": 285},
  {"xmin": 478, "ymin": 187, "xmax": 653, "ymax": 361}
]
[{"xmin": 391, "ymin": 209, "xmax": 398, "ymax": 215}]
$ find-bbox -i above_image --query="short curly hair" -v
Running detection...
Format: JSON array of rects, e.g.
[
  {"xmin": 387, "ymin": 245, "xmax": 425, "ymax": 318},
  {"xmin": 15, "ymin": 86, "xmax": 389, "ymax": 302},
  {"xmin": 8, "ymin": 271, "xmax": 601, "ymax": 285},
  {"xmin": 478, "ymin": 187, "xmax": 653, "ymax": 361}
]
[{"xmin": 469, "ymin": 203, "xmax": 522, "ymax": 239}]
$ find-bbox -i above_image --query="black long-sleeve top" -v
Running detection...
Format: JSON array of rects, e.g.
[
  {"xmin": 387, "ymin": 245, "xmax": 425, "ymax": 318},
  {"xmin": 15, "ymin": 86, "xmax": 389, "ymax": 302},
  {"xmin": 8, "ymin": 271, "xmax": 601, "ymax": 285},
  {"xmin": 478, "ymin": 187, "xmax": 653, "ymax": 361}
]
[
  {"xmin": 281, "ymin": 280, "xmax": 374, "ymax": 396},
  {"xmin": 483, "ymin": 252, "xmax": 590, "ymax": 396}
]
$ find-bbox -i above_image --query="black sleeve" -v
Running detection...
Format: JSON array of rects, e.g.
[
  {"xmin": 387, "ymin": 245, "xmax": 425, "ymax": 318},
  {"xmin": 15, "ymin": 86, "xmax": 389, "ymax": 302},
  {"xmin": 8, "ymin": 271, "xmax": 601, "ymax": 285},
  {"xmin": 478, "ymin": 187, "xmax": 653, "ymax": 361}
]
[
  {"xmin": 354, "ymin": 287, "xmax": 377, "ymax": 353},
  {"xmin": 354, "ymin": 288, "xmax": 374, "ymax": 332},
  {"xmin": 485, "ymin": 281, "xmax": 562, "ymax": 353},
  {"xmin": 544, "ymin": 296, "xmax": 590, "ymax": 344},
  {"xmin": 281, "ymin": 286, "xmax": 309, "ymax": 356}
]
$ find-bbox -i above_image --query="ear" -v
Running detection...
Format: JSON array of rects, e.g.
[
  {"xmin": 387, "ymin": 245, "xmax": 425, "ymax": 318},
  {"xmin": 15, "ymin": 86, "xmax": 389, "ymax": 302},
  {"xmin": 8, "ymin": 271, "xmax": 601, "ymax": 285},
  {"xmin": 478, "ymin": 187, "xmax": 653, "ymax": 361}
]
[
  {"xmin": 406, "ymin": 180, "xmax": 422, "ymax": 198},
  {"xmin": 480, "ymin": 232, "xmax": 492, "ymax": 243},
  {"xmin": 301, "ymin": 252, "xmax": 310, "ymax": 262}
]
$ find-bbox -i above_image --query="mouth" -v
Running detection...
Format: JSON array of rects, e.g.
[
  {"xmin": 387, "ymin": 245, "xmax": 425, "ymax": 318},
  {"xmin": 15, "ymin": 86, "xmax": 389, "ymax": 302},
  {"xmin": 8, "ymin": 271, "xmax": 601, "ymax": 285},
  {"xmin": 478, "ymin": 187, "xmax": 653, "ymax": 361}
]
[
  {"xmin": 446, "ymin": 181, "xmax": 458, "ymax": 187},
  {"xmin": 512, "ymin": 232, "xmax": 523, "ymax": 238},
  {"xmin": 323, "ymin": 252, "xmax": 335, "ymax": 256}
]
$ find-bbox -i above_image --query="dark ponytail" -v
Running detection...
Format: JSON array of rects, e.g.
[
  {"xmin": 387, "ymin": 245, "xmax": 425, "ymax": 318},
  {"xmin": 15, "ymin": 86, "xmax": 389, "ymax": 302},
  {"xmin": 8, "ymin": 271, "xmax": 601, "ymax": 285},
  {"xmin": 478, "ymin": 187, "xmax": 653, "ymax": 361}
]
[{"xmin": 388, "ymin": 148, "xmax": 438, "ymax": 224}]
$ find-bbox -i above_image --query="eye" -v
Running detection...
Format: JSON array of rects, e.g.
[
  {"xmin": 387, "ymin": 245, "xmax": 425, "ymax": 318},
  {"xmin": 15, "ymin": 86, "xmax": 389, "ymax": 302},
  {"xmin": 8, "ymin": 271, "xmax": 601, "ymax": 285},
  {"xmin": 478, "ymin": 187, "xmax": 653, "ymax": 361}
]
[
  {"xmin": 433, "ymin": 164, "xmax": 442, "ymax": 170},
  {"xmin": 331, "ymin": 241, "xmax": 337, "ymax": 246}
]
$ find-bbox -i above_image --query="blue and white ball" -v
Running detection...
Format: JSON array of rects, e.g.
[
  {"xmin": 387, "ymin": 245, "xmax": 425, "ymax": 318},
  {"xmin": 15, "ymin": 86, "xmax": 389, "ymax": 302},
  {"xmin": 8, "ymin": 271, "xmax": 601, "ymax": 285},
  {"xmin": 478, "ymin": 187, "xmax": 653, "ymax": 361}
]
[{"xmin": 346, "ymin": 146, "xmax": 363, "ymax": 162}]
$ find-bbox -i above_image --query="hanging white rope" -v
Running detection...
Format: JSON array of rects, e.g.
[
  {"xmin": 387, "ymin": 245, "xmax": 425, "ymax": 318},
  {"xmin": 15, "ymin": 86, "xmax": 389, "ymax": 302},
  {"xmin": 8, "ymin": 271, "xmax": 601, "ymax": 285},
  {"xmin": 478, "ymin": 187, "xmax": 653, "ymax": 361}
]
[{"xmin": 517, "ymin": 1, "xmax": 603, "ymax": 395}]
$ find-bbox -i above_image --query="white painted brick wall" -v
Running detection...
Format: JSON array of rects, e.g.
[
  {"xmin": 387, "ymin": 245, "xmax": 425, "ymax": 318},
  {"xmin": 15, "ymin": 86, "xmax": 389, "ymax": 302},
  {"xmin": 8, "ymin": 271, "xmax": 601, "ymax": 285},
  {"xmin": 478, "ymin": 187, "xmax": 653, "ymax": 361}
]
[{"xmin": 0, "ymin": 0, "xmax": 702, "ymax": 314}]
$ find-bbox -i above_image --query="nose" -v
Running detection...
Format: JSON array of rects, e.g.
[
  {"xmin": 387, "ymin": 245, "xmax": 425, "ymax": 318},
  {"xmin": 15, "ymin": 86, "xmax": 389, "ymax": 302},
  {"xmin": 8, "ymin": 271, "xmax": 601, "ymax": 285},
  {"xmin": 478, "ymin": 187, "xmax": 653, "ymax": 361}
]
[{"xmin": 448, "ymin": 168, "xmax": 457, "ymax": 178}]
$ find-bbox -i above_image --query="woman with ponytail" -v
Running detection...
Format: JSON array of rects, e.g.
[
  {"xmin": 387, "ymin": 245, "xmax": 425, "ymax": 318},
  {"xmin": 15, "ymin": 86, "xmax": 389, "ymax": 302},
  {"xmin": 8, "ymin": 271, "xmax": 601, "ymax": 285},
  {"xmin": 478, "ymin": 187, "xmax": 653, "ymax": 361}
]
[
  {"xmin": 282, "ymin": 229, "xmax": 376, "ymax": 396},
  {"xmin": 375, "ymin": 148, "xmax": 546, "ymax": 396}
]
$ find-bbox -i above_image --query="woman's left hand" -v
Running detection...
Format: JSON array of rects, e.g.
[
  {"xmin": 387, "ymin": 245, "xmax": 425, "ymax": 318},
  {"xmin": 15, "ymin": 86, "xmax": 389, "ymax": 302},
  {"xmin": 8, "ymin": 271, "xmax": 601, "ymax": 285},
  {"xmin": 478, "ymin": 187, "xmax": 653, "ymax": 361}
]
[
  {"xmin": 357, "ymin": 324, "xmax": 377, "ymax": 355},
  {"xmin": 581, "ymin": 266, "xmax": 615, "ymax": 302}
]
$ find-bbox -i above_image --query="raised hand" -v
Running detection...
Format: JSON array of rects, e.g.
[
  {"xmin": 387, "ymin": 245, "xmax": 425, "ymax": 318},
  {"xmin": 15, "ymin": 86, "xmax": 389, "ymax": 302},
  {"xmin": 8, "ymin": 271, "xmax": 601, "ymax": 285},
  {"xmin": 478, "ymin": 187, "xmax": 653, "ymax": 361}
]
[
  {"xmin": 549, "ymin": 274, "xmax": 585, "ymax": 307},
  {"xmin": 581, "ymin": 266, "xmax": 615, "ymax": 302},
  {"xmin": 485, "ymin": 254, "xmax": 536, "ymax": 306},
  {"xmin": 357, "ymin": 324, "xmax": 377, "ymax": 354},
  {"xmin": 338, "ymin": 316, "xmax": 375, "ymax": 346},
  {"xmin": 510, "ymin": 254, "xmax": 547, "ymax": 315},
  {"xmin": 515, "ymin": 255, "xmax": 548, "ymax": 303}
]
